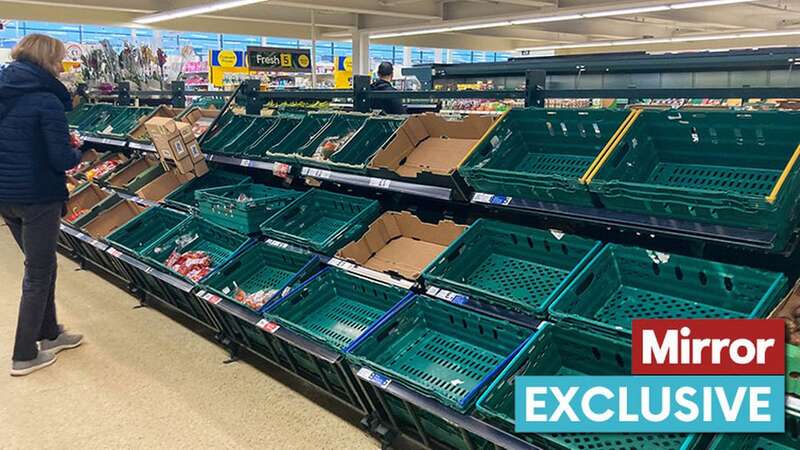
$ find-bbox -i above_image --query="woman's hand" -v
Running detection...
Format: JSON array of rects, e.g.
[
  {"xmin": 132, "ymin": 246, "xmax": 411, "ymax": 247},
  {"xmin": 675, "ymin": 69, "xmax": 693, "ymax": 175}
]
[{"xmin": 69, "ymin": 131, "xmax": 82, "ymax": 149}]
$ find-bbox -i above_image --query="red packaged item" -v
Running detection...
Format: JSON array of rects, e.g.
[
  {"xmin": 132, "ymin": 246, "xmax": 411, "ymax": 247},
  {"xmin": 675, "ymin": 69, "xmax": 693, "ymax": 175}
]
[{"xmin": 166, "ymin": 250, "xmax": 213, "ymax": 282}]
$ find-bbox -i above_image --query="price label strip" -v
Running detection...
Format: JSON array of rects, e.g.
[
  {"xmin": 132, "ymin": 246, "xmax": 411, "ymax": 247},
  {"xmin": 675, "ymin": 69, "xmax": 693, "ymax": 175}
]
[{"xmin": 356, "ymin": 368, "xmax": 392, "ymax": 389}]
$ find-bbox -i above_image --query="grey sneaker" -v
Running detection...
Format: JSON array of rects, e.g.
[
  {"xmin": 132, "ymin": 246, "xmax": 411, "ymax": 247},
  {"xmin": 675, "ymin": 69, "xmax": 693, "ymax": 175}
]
[
  {"xmin": 40, "ymin": 331, "xmax": 83, "ymax": 354},
  {"xmin": 11, "ymin": 351, "xmax": 57, "ymax": 376}
]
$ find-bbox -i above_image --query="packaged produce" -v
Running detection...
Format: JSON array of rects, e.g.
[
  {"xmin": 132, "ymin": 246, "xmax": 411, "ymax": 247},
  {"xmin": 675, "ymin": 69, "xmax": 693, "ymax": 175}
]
[
  {"xmin": 85, "ymin": 159, "xmax": 122, "ymax": 180},
  {"xmin": 65, "ymin": 207, "xmax": 89, "ymax": 223}
]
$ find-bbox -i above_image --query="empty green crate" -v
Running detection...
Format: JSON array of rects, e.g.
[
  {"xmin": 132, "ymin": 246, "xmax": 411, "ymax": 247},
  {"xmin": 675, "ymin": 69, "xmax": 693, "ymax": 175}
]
[
  {"xmin": 106, "ymin": 207, "xmax": 188, "ymax": 257},
  {"xmin": 82, "ymin": 106, "xmax": 154, "ymax": 137},
  {"xmin": 589, "ymin": 109, "xmax": 800, "ymax": 249},
  {"xmin": 708, "ymin": 430, "xmax": 800, "ymax": 450},
  {"xmin": 423, "ymin": 219, "xmax": 601, "ymax": 317},
  {"xmin": 259, "ymin": 189, "xmax": 380, "ymax": 255},
  {"xmin": 459, "ymin": 108, "xmax": 630, "ymax": 206},
  {"xmin": 106, "ymin": 207, "xmax": 189, "ymax": 298},
  {"xmin": 202, "ymin": 115, "xmax": 274, "ymax": 155},
  {"xmin": 195, "ymin": 183, "xmax": 299, "ymax": 234},
  {"xmin": 295, "ymin": 116, "xmax": 405, "ymax": 173},
  {"xmin": 347, "ymin": 295, "xmax": 532, "ymax": 412},
  {"xmin": 549, "ymin": 244, "xmax": 788, "ymax": 336},
  {"xmin": 476, "ymin": 322, "xmax": 701, "ymax": 450},
  {"xmin": 164, "ymin": 170, "xmax": 252, "ymax": 210},
  {"xmin": 239, "ymin": 116, "xmax": 305, "ymax": 160},
  {"xmin": 68, "ymin": 103, "xmax": 114, "ymax": 131},
  {"xmin": 264, "ymin": 113, "xmax": 335, "ymax": 162},
  {"xmin": 267, "ymin": 267, "xmax": 411, "ymax": 350},
  {"xmin": 201, "ymin": 241, "xmax": 319, "ymax": 313},
  {"xmin": 284, "ymin": 113, "xmax": 369, "ymax": 162},
  {"xmin": 142, "ymin": 217, "xmax": 251, "ymax": 281}
]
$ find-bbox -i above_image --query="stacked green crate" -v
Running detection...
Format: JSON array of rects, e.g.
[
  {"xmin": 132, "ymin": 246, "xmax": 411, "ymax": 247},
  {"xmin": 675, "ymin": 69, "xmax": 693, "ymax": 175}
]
[
  {"xmin": 459, "ymin": 108, "xmax": 631, "ymax": 206},
  {"xmin": 294, "ymin": 116, "xmax": 405, "ymax": 173},
  {"xmin": 141, "ymin": 217, "xmax": 251, "ymax": 326},
  {"xmin": 476, "ymin": 322, "xmax": 704, "ymax": 450},
  {"xmin": 346, "ymin": 295, "xmax": 532, "ymax": 450},
  {"xmin": 199, "ymin": 242, "xmax": 319, "ymax": 351},
  {"xmin": 195, "ymin": 183, "xmax": 300, "ymax": 234},
  {"xmin": 259, "ymin": 189, "xmax": 381, "ymax": 255},
  {"xmin": 423, "ymin": 219, "xmax": 602, "ymax": 317},
  {"xmin": 588, "ymin": 109, "xmax": 800, "ymax": 251},
  {"xmin": 164, "ymin": 170, "xmax": 252, "ymax": 210},
  {"xmin": 264, "ymin": 268, "xmax": 411, "ymax": 407},
  {"xmin": 106, "ymin": 207, "xmax": 189, "ymax": 298},
  {"xmin": 549, "ymin": 244, "xmax": 788, "ymax": 333}
]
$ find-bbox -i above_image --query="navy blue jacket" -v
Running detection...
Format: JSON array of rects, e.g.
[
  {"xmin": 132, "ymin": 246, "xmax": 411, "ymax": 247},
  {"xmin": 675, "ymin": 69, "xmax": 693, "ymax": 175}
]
[
  {"xmin": 370, "ymin": 79, "xmax": 406, "ymax": 115},
  {"xmin": 0, "ymin": 59, "xmax": 81, "ymax": 204}
]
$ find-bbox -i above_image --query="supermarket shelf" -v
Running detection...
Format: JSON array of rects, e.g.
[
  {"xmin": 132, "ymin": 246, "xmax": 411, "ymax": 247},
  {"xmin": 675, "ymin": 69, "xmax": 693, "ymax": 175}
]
[
  {"xmin": 440, "ymin": 109, "xmax": 506, "ymax": 116},
  {"xmin": 425, "ymin": 285, "xmax": 541, "ymax": 330},
  {"xmin": 60, "ymin": 223, "xmax": 107, "ymax": 251},
  {"xmin": 353, "ymin": 366, "xmax": 541, "ymax": 450},
  {"xmin": 471, "ymin": 192, "xmax": 779, "ymax": 251},
  {"xmin": 82, "ymin": 136, "xmax": 128, "ymax": 148},
  {"xmin": 300, "ymin": 167, "xmax": 453, "ymax": 201},
  {"xmin": 205, "ymin": 154, "xmax": 276, "ymax": 171},
  {"xmin": 321, "ymin": 256, "xmax": 415, "ymax": 291},
  {"xmin": 112, "ymin": 191, "xmax": 160, "ymax": 208},
  {"xmin": 128, "ymin": 142, "xmax": 157, "ymax": 153},
  {"xmin": 788, "ymin": 395, "xmax": 800, "ymax": 418},
  {"xmin": 195, "ymin": 289, "xmax": 341, "ymax": 363}
]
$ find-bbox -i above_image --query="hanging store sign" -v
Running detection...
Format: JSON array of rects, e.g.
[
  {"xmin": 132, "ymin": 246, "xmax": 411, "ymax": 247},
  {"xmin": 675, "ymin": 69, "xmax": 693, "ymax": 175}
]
[
  {"xmin": 246, "ymin": 46, "xmax": 312, "ymax": 73},
  {"xmin": 209, "ymin": 50, "xmax": 248, "ymax": 88}
]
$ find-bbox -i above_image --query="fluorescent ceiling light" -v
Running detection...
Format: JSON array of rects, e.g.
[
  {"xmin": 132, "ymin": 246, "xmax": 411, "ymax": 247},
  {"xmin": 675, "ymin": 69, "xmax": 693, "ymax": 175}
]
[
  {"xmin": 583, "ymin": 6, "xmax": 671, "ymax": 18},
  {"xmin": 518, "ymin": 29, "xmax": 800, "ymax": 51},
  {"xmin": 671, "ymin": 0, "xmax": 751, "ymax": 9},
  {"xmin": 134, "ymin": 0, "xmax": 268, "ymax": 24},
  {"xmin": 368, "ymin": 0, "xmax": 755, "ymax": 40}
]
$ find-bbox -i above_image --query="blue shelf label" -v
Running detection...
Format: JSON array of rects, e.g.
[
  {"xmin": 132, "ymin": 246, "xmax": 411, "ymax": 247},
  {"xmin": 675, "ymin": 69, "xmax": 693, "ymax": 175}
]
[
  {"xmin": 490, "ymin": 195, "xmax": 512, "ymax": 205},
  {"xmin": 357, "ymin": 367, "xmax": 392, "ymax": 389}
]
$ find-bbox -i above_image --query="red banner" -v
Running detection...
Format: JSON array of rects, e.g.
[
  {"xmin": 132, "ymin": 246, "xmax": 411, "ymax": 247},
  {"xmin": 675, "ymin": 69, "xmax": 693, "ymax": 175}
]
[{"xmin": 632, "ymin": 319, "xmax": 785, "ymax": 375}]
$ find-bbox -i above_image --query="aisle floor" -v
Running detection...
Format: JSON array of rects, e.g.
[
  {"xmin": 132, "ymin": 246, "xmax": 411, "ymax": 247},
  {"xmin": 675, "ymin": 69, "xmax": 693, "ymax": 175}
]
[{"xmin": 0, "ymin": 226, "xmax": 379, "ymax": 449}]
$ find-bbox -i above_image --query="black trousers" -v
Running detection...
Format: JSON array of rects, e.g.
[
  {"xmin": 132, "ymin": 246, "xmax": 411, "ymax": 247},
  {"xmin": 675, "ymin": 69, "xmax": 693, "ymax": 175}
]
[{"xmin": 0, "ymin": 202, "xmax": 62, "ymax": 361}]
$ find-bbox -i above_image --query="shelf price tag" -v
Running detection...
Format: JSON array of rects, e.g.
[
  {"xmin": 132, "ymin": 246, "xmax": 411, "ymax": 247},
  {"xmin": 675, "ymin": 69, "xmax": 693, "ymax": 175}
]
[
  {"xmin": 472, "ymin": 193, "xmax": 493, "ymax": 204},
  {"xmin": 256, "ymin": 319, "xmax": 280, "ymax": 333},
  {"xmin": 106, "ymin": 248, "xmax": 123, "ymax": 258},
  {"xmin": 490, "ymin": 195, "xmax": 512, "ymax": 206},
  {"xmin": 239, "ymin": 159, "xmax": 252, "ymax": 168},
  {"xmin": 265, "ymin": 239, "xmax": 289, "ymax": 250},
  {"xmin": 328, "ymin": 258, "xmax": 355, "ymax": 271},
  {"xmin": 303, "ymin": 168, "xmax": 331, "ymax": 179},
  {"xmin": 356, "ymin": 368, "xmax": 392, "ymax": 389},
  {"xmin": 205, "ymin": 154, "xmax": 214, "ymax": 162},
  {"xmin": 549, "ymin": 229, "xmax": 565, "ymax": 240},
  {"xmin": 428, "ymin": 287, "xmax": 468, "ymax": 305},
  {"xmin": 368, "ymin": 178, "xmax": 392, "ymax": 189}
]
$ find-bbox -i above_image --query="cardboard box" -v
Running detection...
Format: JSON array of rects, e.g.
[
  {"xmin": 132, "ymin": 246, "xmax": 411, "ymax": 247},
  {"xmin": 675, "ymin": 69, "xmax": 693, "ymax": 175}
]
[
  {"xmin": 128, "ymin": 105, "xmax": 182, "ymax": 142},
  {"xmin": 176, "ymin": 121, "xmax": 195, "ymax": 143},
  {"xmin": 65, "ymin": 184, "xmax": 110, "ymax": 222},
  {"xmin": 106, "ymin": 157, "xmax": 160, "ymax": 190},
  {"xmin": 83, "ymin": 201, "xmax": 145, "ymax": 238},
  {"xmin": 192, "ymin": 159, "xmax": 209, "ymax": 177},
  {"xmin": 336, "ymin": 211, "xmax": 467, "ymax": 280},
  {"xmin": 146, "ymin": 117, "xmax": 191, "ymax": 162},
  {"xmin": 180, "ymin": 107, "xmax": 219, "ymax": 138},
  {"xmin": 171, "ymin": 154, "xmax": 195, "ymax": 174},
  {"xmin": 769, "ymin": 279, "xmax": 800, "ymax": 346},
  {"xmin": 185, "ymin": 137, "xmax": 205, "ymax": 163},
  {"xmin": 368, "ymin": 113, "xmax": 494, "ymax": 178},
  {"xmin": 135, "ymin": 171, "xmax": 185, "ymax": 202}
]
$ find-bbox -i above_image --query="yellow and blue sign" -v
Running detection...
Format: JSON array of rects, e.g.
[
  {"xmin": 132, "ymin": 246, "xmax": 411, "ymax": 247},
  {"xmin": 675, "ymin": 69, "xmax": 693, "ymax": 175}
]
[{"xmin": 209, "ymin": 50, "xmax": 248, "ymax": 87}]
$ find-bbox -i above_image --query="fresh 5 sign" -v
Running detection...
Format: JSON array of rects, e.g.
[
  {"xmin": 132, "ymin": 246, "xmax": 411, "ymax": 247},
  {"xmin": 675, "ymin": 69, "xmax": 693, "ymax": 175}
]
[
  {"xmin": 514, "ymin": 319, "xmax": 785, "ymax": 433},
  {"xmin": 246, "ymin": 46, "xmax": 312, "ymax": 73}
]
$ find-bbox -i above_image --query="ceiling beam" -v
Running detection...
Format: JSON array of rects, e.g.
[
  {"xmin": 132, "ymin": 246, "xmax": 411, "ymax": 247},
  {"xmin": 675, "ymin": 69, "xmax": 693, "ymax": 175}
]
[{"xmin": 266, "ymin": 0, "xmax": 441, "ymax": 20}]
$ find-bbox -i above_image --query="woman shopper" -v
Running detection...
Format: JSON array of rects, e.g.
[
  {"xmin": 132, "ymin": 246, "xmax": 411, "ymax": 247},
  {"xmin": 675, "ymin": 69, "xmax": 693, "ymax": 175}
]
[{"xmin": 0, "ymin": 34, "xmax": 84, "ymax": 376}]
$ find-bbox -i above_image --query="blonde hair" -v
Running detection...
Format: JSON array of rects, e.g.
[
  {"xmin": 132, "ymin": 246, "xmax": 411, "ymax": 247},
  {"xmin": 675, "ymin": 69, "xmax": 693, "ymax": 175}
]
[{"xmin": 11, "ymin": 34, "xmax": 66, "ymax": 77}]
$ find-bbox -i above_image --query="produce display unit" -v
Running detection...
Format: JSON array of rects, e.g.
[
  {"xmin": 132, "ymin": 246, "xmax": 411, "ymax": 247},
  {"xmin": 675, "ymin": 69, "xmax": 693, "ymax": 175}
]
[{"xmin": 62, "ymin": 80, "xmax": 800, "ymax": 450}]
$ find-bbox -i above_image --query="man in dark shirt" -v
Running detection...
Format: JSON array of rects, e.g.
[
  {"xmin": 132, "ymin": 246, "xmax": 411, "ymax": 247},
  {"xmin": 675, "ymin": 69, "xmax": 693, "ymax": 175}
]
[{"xmin": 369, "ymin": 62, "xmax": 406, "ymax": 115}]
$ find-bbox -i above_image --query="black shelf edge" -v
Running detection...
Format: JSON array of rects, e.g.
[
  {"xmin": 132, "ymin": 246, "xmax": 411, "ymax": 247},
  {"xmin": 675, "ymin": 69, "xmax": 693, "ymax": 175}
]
[
  {"xmin": 300, "ymin": 167, "xmax": 453, "ymax": 201},
  {"xmin": 115, "ymin": 191, "xmax": 160, "ymax": 208},
  {"xmin": 82, "ymin": 136, "xmax": 128, "ymax": 148},
  {"xmin": 205, "ymin": 154, "xmax": 277, "ymax": 172},
  {"xmin": 322, "ymin": 256, "xmax": 415, "ymax": 290},
  {"xmin": 424, "ymin": 285, "xmax": 542, "ymax": 330},
  {"xmin": 471, "ymin": 192, "xmax": 778, "ymax": 250},
  {"xmin": 196, "ymin": 289, "xmax": 341, "ymax": 363},
  {"xmin": 353, "ymin": 366, "xmax": 541, "ymax": 450},
  {"xmin": 128, "ymin": 142, "xmax": 156, "ymax": 153}
]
